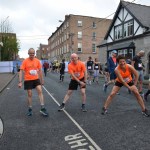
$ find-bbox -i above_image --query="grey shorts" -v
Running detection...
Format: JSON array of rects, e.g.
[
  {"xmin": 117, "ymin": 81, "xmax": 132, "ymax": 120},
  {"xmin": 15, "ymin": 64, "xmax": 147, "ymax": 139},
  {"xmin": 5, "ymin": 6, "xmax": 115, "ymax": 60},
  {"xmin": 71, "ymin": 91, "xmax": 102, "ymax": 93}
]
[{"xmin": 136, "ymin": 70, "xmax": 144, "ymax": 81}]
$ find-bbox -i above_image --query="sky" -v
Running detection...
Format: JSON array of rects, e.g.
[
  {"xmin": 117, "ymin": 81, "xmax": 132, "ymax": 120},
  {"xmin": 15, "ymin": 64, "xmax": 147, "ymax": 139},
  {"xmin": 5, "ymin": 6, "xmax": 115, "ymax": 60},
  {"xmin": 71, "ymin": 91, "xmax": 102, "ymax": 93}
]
[{"xmin": 0, "ymin": 0, "xmax": 149, "ymax": 58}]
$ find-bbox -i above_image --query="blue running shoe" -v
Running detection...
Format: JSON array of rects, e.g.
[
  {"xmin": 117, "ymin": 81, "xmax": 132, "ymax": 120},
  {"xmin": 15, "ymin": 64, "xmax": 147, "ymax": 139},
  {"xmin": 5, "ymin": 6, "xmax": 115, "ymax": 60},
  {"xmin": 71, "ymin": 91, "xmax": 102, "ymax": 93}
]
[
  {"xmin": 27, "ymin": 108, "xmax": 32, "ymax": 116},
  {"xmin": 40, "ymin": 108, "xmax": 48, "ymax": 116}
]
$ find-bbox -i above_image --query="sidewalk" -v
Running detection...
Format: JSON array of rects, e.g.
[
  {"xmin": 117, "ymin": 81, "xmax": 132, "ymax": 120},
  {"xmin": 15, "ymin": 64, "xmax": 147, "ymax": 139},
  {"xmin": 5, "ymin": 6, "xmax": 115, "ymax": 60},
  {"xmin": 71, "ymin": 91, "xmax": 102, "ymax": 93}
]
[{"xmin": 0, "ymin": 73, "xmax": 16, "ymax": 93}]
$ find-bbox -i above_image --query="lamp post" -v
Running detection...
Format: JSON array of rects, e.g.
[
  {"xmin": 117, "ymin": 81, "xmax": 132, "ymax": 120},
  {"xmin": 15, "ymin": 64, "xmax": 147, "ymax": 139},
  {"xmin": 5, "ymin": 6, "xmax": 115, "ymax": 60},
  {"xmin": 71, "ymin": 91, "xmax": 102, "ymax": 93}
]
[{"xmin": 0, "ymin": 16, "xmax": 9, "ymax": 61}]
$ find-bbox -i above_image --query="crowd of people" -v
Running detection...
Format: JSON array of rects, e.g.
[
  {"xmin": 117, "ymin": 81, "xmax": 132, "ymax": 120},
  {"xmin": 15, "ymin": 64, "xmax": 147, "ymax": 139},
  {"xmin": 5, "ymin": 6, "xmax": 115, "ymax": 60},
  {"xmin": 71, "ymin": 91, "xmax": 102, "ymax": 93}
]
[{"xmin": 18, "ymin": 48, "xmax": 150, "ymax": 117}]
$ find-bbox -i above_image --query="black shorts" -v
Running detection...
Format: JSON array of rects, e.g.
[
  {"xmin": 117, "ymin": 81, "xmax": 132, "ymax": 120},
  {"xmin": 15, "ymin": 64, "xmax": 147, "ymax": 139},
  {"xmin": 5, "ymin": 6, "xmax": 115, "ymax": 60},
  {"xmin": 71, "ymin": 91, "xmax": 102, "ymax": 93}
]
[
  {"xmin": 24, "ymin": 79, "xmax": 41, "ymax": 90},
  {"xmin": 68, "ymin": 77, "xmax": 86, "ymax": 90},
  {"xmin": 115, "ymin": 80, "xmax": 134, "ymax": 87}
]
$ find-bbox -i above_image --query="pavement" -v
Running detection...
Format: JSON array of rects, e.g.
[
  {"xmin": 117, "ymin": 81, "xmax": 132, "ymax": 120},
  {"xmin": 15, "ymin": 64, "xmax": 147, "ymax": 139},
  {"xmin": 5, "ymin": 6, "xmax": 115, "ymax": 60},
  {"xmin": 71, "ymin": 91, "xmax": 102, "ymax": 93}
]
[{"xmin": 0, "ymin": 73, "xmax": 17, "ymax": 93}]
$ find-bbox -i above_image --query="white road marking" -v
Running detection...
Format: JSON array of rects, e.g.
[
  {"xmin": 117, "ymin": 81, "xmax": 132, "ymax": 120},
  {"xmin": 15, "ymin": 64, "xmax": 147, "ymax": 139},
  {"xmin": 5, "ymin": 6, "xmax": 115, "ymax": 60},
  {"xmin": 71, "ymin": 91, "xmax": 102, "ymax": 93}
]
[
  {"xmin": 0, "ymin": 117, "xmax": 4, "ymax": 138},
  {"xmin": 43, "ymin": 86, "xmax": 102, "ymax": 150}
]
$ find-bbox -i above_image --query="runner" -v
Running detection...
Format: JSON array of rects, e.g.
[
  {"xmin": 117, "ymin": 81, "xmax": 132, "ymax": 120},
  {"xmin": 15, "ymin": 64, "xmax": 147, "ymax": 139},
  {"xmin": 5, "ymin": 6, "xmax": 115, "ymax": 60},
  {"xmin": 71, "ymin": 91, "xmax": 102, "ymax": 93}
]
[
  {"xmin": 101, "ymin": 55, "xmax": 149, "ymax": 117},
  {"xmin": 18, "ymin": 48, "xmax": 48, "ymax": 117},
  {"xmin": 86, "ymin": 56, "xmax": 94, "ymax": 85},
  {"xmin": 58, "ymin": 53, "xmax": 87, "ymax": 112}
]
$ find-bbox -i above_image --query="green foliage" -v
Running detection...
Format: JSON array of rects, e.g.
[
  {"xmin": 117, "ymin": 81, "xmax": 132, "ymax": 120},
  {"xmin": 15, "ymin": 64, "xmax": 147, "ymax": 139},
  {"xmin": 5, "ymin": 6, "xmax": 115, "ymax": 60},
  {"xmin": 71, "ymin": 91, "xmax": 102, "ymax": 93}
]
[{"xmin": 1, "ymin": 35, "xmax": 20, "ymax": 61}]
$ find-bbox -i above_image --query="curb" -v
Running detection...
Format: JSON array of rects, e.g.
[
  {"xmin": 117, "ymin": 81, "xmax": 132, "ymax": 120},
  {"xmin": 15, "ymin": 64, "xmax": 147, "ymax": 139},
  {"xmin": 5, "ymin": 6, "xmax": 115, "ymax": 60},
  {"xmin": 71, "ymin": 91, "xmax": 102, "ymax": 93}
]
[{"xmin": 0, "ymin": 74, "xmax": 17, "ymax": 93}]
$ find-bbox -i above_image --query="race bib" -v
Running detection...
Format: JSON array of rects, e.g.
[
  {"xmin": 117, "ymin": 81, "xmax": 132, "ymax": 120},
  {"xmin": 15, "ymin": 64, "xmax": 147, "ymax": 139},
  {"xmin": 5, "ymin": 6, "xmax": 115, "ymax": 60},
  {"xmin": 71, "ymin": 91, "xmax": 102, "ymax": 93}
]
[
  {"xmin": 95, "ymin": 66, "xmax": 98, "ymax": 69},
  {"xmin": 123, "ymin": 77, "xmax": 130, "ymax": 83},
  {"xmin": 74, "ymin": 72, "xmax": 80, "ymax": 77},
  {"xmin": 88, "ymin": 66, "xmax": 91, "ymax": 69},
  {"xmin": 138, "ymin": 63, "xmax": 142, "ymax": 68},
  {"xmin": 29, "ymin": 70, "xmax": 37, "ymax": 76}
]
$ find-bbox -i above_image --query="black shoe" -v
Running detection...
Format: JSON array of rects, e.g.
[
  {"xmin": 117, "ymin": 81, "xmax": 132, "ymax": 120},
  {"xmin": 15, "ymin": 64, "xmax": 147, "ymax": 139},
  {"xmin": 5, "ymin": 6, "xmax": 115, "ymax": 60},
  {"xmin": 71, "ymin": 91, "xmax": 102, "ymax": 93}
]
[
  {"xmin": 27, "ymin": 108, "xmax": 32, "ymax": 116},
  {"xmin": 58, "ymin": 104, "xmax": 65, "ymax": 111},
  {"xmin": 40, "ymin": 108, "xmax": 48, "ymax": 116},
  {"xmin": 144, "ymin": 94, "xmax": 148, "ymax": 102},
  {"xmin": 81, "ymin": 105, "xmax": 87, "ymax": 112},
  {"xmin": 142, "ymin": 109, "xmax": 149, "ymax": 117},
  {"xmin": 101, "ymin": 107, "xmax": 107, "ymax": 115}
]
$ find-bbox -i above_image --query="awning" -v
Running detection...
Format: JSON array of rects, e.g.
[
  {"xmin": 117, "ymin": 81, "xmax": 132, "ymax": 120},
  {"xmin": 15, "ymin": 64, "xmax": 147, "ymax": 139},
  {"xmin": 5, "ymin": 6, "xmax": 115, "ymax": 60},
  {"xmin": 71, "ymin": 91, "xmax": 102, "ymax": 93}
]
[{"xmin": 108, "ymin": 42, "xmax": 135, "ymax": 51}]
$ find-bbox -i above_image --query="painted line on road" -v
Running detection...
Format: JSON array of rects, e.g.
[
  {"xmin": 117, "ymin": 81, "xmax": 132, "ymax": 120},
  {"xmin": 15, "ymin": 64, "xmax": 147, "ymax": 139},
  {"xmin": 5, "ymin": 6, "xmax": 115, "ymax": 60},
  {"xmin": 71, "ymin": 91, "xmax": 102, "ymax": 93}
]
[
  {"xmin": 0, "ymin": 117, "xmax": 4, "ymax": 138},
  {"xmin": 43, "ymin": 86, "xmax": 102, "ymax": 150}
]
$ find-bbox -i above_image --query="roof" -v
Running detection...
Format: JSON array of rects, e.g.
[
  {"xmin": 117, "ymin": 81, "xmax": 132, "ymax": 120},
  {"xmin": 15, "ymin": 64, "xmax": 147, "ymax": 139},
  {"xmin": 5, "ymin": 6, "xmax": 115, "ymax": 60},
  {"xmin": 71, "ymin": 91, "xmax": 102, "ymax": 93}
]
[
  {"xmin": 122, "ymin": 1, "xmax": 150, "ymax": 28},
  {"xmin": 104, "ymin": 1, "xmax": 150, "ymax": 39}
]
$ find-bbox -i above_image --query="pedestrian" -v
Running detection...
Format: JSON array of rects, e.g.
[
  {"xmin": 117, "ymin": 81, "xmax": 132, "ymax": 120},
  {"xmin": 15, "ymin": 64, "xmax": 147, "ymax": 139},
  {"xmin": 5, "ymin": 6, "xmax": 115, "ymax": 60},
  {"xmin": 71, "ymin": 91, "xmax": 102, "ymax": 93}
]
[
  {"xmin": 18, "ymin": 48, "xmax": 48, "ymax": 116},
  {"xmin": 86, "ymin": 56, "xmax": 94, "ymax": 85},
  {"xmin": 101, "ymin": 55, "xmax": 149, "ymax": 117},
  {"xmin": 103, "ymin": 50, "xmax": 118, "ymax": 93},
  {"xmin": 43, "ymin": 61, "xmax": 49, "ymax": 77},
  {"xmin": 58, "ymin": 53, "xmax": 87, "ymax": 112},
  {"xmin": 131, "ymin": 50, "xmax": 145, "ymax": 95},
  {"xmin": 144, "ymin": 81, "xmax": 150, "ymax": 101},
  {"xmin": 59, "ymin": 59, "xmax": 66, "ymax": 82}
]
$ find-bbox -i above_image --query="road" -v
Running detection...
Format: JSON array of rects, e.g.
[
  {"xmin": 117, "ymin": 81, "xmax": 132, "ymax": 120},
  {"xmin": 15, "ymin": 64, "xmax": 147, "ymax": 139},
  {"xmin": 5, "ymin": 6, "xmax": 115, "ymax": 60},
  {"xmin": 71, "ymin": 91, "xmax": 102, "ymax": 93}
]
[{"xmin": 0, "ymin": 72, "xmax": 150, "ymax": 150}]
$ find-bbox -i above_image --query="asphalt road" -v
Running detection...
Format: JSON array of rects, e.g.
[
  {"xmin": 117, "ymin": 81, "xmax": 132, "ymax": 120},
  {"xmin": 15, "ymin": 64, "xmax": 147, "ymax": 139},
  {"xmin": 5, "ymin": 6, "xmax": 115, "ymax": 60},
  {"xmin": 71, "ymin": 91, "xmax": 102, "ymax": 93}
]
[{"xmin": 0, "ymin": 72, "xmax": 150, "ymax": 150}]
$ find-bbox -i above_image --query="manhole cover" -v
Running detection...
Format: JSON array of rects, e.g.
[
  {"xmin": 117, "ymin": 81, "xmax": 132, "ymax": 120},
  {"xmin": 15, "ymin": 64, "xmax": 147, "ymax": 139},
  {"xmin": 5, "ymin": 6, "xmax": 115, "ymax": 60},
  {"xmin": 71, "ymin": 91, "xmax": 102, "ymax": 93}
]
[{"xmin": 0, "ymin": 117, "xmax": 4, "ymax": 138}]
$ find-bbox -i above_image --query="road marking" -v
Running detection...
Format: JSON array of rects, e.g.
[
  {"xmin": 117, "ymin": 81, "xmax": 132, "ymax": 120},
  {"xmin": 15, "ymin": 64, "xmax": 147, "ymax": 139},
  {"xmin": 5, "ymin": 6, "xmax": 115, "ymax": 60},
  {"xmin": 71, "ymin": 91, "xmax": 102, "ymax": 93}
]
[
  {"xmin": 0, "ymin": 117, "xmax": 4, "ymax": 138},
  {"xmin": 43, "ymin": 86, "xmax": 102, "ymax": 150}
]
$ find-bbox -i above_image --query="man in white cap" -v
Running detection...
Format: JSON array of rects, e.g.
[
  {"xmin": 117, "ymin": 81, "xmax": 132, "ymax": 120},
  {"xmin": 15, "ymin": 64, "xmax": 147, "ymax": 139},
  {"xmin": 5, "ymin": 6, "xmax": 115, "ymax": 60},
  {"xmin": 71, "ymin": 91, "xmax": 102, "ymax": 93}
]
[
  {"xmin": 58, "ymin": 53, "xmax": 87, "ymax": 112},
  {"xmin": 103, "ymin": 50, "xmax": 118, "ymax": 93}
]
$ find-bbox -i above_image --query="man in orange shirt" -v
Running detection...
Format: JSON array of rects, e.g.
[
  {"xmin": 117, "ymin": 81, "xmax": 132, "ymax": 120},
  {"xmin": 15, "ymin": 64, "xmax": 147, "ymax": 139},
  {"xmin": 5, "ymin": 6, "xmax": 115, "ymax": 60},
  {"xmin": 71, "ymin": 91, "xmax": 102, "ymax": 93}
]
[
  {"xmin": 58, "ymin": 53, "xmax": 87, "ymax": 112},
  {"xmin": 18, "ymin": 48, "xmax": 48, "ymax": 116}
]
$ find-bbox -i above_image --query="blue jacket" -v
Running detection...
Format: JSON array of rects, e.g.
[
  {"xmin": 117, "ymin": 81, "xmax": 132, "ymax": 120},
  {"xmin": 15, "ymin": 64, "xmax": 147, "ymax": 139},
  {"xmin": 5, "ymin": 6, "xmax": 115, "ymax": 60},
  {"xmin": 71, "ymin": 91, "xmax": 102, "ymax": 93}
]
[{"xmin": 107, "ymin": 57, "xmax": 118, "ymax": 73}]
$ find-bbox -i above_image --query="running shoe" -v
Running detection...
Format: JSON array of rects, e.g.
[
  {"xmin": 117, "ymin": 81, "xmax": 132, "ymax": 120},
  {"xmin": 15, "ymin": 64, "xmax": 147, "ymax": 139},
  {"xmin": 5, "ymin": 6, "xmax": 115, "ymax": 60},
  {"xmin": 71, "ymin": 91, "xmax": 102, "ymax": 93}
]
[
  {"xmin": 142, "ymin": 109, "xmax": 149, "ymax": 117},
  {"xmin": 101, "ymin": 107, "xmax": 107, "ymax": 115},
  {"xmin": 58, "ymin": 104, "xmax": 65, "ymax": 111},
  {"xmin": 40, "ymin": 108, "xmax": 48, "ymax": 116},
  {"xmin": 144, "ymin": 94, "xmax": 148, "ymax": 102},
  {"xmin": 27, "ymin": 108, "xmax": 32, "ymax": 116},
  {"xmin": 103, "ymin": 84, "xmax": 107, "ymax": 93},
  {"xmin": 81, "ymin": 105, "xmax": 87, "ymax": 112}
]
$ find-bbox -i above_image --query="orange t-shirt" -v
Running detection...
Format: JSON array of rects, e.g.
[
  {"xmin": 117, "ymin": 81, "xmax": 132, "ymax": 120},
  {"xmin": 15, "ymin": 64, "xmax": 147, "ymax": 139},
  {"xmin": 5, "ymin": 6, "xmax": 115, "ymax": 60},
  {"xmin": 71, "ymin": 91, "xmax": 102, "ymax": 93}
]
[
  {"xmin": 20, "ymin": 58, "xmax": 42, "ymax": 81},
  {"xmin": 68, "ymin": 60, "xmax": 86, "ymax": 80},
  {"xmin": 116, "ymin": 64, "xmax": 132, "ymax": 83}
]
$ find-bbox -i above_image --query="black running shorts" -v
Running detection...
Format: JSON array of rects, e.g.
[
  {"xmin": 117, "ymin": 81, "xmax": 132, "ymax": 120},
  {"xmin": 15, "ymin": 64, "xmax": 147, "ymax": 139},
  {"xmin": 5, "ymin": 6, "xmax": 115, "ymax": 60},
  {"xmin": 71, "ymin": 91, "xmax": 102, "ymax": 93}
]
[
  {"xmin": 24, "ymin": 79, "xmax": 41, "ymax": 90},
  {"xmin": 115, "ymin": 80, "xmax": 134, "ymax": 87},
  {"xmin": 68, "ymin": 77, "xmax": 86, "ymax": 90}
]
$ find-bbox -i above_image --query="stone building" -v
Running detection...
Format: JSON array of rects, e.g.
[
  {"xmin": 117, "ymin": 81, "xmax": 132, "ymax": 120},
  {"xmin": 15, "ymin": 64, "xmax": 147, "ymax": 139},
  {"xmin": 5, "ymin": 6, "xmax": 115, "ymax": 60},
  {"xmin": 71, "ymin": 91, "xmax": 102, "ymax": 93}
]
[{"xmin": 97, "ymin": 1, "xmax": 150, "ymax": 74}]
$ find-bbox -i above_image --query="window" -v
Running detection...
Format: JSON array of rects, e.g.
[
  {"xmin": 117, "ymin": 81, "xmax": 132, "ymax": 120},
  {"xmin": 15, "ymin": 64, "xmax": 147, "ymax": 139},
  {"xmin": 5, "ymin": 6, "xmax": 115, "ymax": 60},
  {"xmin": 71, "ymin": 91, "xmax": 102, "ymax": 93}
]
[
  {"xmin": 93, "ymin": 22, "xmax": 96, "ymax": 28},
  {"xmin": 78, "ymin": 43, "xmax": 82, "ymax": 52},
  {"xmin": 124, "ymin": 21, "xmax": 133, "ymax": 37},
  {"xmin": 78, "ymin": 21, "xmax": 82, "ymax": 27},
  {"xmin": 92, "ymin": 44, "xmax": 96, "ymax": 53},
  {"xmin": 92, "ymin": 32, "xmax": 96, "ymax": 39},
  {"xmin": 114, "ymin": 25, "xmax": 122, "ymax": 40},
  {"xmin": 78, "ymin": 31, "xmax": 82, "ymax": 39}
]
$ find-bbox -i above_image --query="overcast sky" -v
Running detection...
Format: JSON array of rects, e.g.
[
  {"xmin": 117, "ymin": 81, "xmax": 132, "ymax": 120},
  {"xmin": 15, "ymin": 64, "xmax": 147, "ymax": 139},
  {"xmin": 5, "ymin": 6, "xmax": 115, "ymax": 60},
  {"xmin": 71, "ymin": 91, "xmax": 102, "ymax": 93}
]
[{"xmin": 0, "ymin": 0, "xmax": 149, "ymax": 58}]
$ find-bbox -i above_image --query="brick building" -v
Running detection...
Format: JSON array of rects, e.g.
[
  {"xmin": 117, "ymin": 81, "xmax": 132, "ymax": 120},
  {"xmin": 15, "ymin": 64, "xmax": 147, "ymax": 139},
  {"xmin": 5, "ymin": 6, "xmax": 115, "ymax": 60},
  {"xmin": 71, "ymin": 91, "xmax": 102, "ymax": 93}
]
[
  {"xmin": 48, "ymin": 14, "xmax": 111, "ymax": 62},
  {"xmin": 36, "ymin": 43, "xmax": 49, "ymax": 60}
]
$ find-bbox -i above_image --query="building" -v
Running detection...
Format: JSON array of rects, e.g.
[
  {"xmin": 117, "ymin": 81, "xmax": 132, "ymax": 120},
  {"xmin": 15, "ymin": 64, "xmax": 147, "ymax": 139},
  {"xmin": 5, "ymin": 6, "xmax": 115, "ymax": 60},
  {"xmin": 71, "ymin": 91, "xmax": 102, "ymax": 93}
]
[
  {"xmin": 36, "ymin": 43, "xmax": 49, "ymax": 60},
  {"xmin": 48, "ymin": 14, "xmax": 111, "ymax": 62},
  {"xmin": 97, "ymin": 1, "xmax": 150, "ymax": 74}
]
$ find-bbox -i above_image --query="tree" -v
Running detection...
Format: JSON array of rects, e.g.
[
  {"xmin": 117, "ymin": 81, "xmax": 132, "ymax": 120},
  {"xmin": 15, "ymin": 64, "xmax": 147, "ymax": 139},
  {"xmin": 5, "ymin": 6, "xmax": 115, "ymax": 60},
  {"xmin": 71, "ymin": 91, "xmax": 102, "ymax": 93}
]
[{"xmin": 0, "ymin": 18, "xmax": 20, "ymax": 61}]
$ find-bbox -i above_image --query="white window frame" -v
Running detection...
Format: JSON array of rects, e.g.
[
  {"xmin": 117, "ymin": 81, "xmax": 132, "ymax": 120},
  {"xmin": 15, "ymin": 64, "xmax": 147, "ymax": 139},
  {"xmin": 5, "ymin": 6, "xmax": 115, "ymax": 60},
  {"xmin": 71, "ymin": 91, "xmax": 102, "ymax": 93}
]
[
  {"xmin": 78, "ymin": 31, "xmax": 82, "ymax": 39},
  {"xmin": 78, "ymin": 21, "xmax": 82, "ymax": 27},
  {"xmin": 92, "ymin": 43, "xmax": 96, "ymax": 53},
  {"xmin": 78, "ymin": 43, "xmax": 82, "ymax": 52}
]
